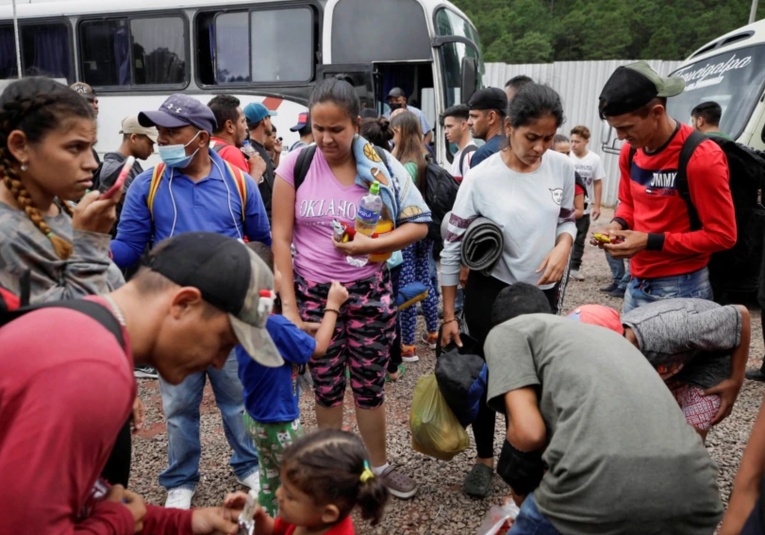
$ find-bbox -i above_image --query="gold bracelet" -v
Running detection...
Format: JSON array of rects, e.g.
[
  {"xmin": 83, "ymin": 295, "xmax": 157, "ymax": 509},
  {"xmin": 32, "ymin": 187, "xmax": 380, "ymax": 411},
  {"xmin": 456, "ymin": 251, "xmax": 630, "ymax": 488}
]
[
  {"xmin": 442, "ymin": 318, "xmax": 459, "ymax": 325},
  {"xmin": 325, "ymin": 308, "xmax": 340, "ymax": 315}
]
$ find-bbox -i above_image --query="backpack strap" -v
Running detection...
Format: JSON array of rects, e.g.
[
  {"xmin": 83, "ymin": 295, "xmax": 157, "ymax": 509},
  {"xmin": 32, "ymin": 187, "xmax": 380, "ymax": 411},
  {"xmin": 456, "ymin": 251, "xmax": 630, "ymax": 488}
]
[
  {"xmin": 147, "ymin": 163, "xmax": 166, "ymax": 220},
  {"xmin": 458, "ymin": 145, "xmax": 477, "ymax": 176},
  {"xmin": 223, "ymin": 161, "xmax": 248, "ymax": 222},
  {"xmin": 1, "ymin": 299, "xmax": 125, "ymax": 348},
  {"xmin": 294, "ymin": 145, "xmax": 318, "ymax": 191},
  {"xmin": 675, "ymin": 131, "xmax": 707, "ymax": 231}
]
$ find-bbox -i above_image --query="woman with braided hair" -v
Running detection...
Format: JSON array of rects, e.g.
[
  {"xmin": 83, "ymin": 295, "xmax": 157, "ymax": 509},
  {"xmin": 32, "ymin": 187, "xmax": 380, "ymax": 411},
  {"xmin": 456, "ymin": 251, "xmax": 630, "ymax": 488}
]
[
  {"xmin": 0, "ymin": 77, "xmax": 123, "ymax": 300},
  {"xmin": 0, "ymin": 77, "xmax": 132, "ymax": 487}
]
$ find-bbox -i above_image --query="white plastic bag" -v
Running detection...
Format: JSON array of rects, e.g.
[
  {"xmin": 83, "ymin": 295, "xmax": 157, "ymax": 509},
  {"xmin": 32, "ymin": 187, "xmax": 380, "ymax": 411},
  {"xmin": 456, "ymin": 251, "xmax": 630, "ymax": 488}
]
[{"xmin": 475, "ymin": 499, "xmax": 521, "ymax": 535}]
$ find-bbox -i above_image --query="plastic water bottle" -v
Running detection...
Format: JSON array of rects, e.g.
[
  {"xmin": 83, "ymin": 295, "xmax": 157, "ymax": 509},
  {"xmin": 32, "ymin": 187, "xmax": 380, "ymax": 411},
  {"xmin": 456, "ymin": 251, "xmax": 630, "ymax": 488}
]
[
  {"xmin": 241, "ymin": 139, "xmax": 256, "ymax": 158},
  {"xmin": 347, "ymin": 181, "xmax": 382, "ymax": 267}
]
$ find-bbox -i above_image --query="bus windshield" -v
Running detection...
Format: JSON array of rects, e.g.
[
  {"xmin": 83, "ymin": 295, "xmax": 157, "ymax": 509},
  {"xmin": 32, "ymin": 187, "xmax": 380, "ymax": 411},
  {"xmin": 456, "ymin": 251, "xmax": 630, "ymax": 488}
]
[
  {"xmin": 668, "ymin": 44, "xmax": 765, "ymax": 140},
  {"xmin": 434, "ymin": 7, "xmax": 483, "ymax": 109}
]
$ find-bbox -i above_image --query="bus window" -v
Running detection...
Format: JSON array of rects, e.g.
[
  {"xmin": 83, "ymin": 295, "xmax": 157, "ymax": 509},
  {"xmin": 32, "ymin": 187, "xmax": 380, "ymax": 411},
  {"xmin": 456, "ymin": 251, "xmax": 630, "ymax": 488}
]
[
  {"xmin": 434, "ymin": 8, "xmax": 483, "ymax": 109},
  {"xmin": 208, "ymin": 7, "xmax": 313, "ymax": 85},
  {"xmin": 79, "ymin": 15, "xmax": 187, "ymax": 88},
  {"xmin": 0, "ymin": 21, "xmax": 71, "ymax": 81}
]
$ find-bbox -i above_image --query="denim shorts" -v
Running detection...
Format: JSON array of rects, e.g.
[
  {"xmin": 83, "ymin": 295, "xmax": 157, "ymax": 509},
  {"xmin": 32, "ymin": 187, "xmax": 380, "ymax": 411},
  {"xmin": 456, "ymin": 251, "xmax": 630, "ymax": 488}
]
[{"xmin": 623, "ymin": 267, "xmax": 712, "ymax": 314}]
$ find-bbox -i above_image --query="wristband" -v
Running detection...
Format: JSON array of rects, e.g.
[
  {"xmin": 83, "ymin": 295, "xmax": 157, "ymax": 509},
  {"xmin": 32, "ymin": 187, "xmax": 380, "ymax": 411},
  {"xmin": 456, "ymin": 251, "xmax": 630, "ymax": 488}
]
[
  {"xmin": 442, "ymin": 318, "xmax": 459, "ymax": 326},
  {"xmin": 325, "ymin": 308, "xmax": 340, "ymax": 315}
]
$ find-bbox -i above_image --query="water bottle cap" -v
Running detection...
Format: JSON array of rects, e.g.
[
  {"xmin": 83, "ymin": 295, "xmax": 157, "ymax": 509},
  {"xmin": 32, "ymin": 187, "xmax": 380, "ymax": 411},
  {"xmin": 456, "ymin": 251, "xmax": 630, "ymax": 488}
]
[{"xmin": 369, "ymin": 180, "xmax": 380, "ymax": 195}]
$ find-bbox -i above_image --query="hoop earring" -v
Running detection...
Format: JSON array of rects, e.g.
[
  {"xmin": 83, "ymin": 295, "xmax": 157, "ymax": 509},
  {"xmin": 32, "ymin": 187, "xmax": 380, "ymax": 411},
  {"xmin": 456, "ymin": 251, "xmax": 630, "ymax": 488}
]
[{"xmin": 20, "ymin": 162, "xmax": 28, "ymax": 172}]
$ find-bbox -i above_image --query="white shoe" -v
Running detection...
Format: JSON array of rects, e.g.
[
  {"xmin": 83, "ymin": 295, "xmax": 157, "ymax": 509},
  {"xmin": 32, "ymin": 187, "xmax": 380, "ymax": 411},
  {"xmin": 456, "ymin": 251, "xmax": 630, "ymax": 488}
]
[
  {"xmin": 570, "ymin": 269, "xmax": 585, "ymax": 281},
  {"xmin": 165, "ymin": 487, "xmax": 194, "ymax": 509},
  {"xmin": 237, "ymin": 468, "xmax": 261, "ymax": 494}
]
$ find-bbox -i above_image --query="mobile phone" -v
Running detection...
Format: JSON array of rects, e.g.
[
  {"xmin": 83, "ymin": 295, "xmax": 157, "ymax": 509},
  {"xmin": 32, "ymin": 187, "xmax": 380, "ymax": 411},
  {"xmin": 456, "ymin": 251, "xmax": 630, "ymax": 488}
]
[
  {"xmin": 100, "ymin": 156, "xmax": 135, "ymax": 199},
  {"xmin": 592, "ymin": 232, "xmax": 612, "ymax": 244}
]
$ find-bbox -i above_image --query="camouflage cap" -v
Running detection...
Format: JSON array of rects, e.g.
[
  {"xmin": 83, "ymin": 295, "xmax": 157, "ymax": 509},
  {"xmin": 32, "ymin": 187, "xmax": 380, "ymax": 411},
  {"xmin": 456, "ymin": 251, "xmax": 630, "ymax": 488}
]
[{"xmin": 147, "ymin": 232, "xmax": 283, "ymax": 367}]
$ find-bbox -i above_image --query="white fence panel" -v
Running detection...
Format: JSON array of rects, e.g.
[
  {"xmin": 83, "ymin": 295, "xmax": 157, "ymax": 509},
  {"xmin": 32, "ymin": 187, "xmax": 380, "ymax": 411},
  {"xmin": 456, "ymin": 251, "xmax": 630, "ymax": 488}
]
[{"xmin": 484, "ymin": 60, "xmax": 683, "ymax": 206}]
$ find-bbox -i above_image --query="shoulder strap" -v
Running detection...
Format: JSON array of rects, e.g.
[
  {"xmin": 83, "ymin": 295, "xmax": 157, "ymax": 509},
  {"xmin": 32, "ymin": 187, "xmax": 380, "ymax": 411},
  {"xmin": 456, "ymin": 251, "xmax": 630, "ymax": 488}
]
[
  {"xmin": 223, "ymin": 162, "xmax": 248, "ymax": 222},
  {"xmin": 675, "ymin": 131, "xmax": 707, "ymax": 231},
  {"xmin": 294, "ymin": 145, "xmax": 318, "ymax": 191},
  {"xmin": 459, "ymin": 145, "xmax": 477, "ymax": 175},
  {"xmin": 627, "ymin": 145, "xmax": 637, "ymax": 168},
  {"xmin": 373, "ymin": 145, "xmax": 389, "ymax": 168},
  {"xmin": 147, "ymin": 163, "xmax": 166, "ymax": 220},
  {"xmin": 2, "ymin": 299, "xmax": 125, "ymax": 347},
  {"xmin": 212, "ymin": 143, "xmax": 226, "ymax": 154}
]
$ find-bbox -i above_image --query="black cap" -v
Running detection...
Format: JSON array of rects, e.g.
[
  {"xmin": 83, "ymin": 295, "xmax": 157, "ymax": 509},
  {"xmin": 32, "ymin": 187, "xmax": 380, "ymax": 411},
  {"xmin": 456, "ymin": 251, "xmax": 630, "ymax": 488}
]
[
  {"xmin": 387, "ymin": 87, "xmax": 406, "ymax": 99},
  {"xmin": 468, "ymin": 88, "xmax": 507, "ymax": 113},
  {"xmin": 599, "ymin": 61, "xmax": 685, "ymax": 119},
  {"xmin": 148, "ymin": 232, "xmax": 283, "ymax": 367}
]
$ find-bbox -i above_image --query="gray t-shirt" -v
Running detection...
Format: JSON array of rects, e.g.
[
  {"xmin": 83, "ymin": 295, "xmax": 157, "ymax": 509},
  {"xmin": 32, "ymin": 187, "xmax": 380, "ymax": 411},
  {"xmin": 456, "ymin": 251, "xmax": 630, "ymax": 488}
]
[
  {"xmin": 485, "ymin": 314, "xmax": 722, "ymax": 535},
  {"xmin": 622, "ymin": 298, "xmax": 740, "ymax": 389}
]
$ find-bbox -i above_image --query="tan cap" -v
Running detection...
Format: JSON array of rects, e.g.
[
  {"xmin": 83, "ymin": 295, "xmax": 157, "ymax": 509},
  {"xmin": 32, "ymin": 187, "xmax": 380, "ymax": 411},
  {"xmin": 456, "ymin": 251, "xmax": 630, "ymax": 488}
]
[
  {"xmin": 120, "ymin": 115, "xmax": 158, "ymax": 143},
  {"xmin": 70, "ymin": 82, "xmax": 96, "ymax": 100}
]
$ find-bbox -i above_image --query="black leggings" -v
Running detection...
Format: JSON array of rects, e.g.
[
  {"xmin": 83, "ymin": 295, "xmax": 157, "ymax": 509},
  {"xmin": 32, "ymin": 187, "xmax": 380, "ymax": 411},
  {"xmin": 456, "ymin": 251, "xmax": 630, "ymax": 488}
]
[
  {"xmin": 464, "ymin": 272, "xmax": 560, "ymax": 459},
  {"xmin": 101, "ymin": 418, "xmax": 132, "ymax": 487},
  {"xmin": 387, "ymin": 265, "xmax": 403, "ymax": 374}
]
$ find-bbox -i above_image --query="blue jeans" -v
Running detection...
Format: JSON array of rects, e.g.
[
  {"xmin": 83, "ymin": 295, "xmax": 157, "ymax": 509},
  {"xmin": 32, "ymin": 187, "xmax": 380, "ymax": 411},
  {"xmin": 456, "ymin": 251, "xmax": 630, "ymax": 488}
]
[
  {"xmin": 158, "ymin": 351, "xmax": 259, "ymax": 490},
  {"xmin": 509, "ymin": 493, "xmax": 562, "ymax": 535},
  {"xmin": 623, "ymin": 267, "xmax": 712, "ymax": 314},
  {"xmin": 605, "ymin": 252, "xmax": 630, "ymax": 290}
]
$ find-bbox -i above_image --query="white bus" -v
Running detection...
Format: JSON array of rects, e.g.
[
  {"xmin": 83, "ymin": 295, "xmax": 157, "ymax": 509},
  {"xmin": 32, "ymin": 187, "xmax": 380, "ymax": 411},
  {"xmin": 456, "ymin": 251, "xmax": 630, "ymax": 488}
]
[{"xmin": 0, "ymin": 0, "xmax": 484, "ymax": 163}]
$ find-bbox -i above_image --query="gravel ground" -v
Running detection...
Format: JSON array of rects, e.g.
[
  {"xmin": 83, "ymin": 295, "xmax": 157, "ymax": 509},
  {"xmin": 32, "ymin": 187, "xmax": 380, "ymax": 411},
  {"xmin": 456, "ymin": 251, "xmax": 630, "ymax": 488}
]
[{"xmin": 129, "ymin": 209, "xmax": 765, "ymax": 534}]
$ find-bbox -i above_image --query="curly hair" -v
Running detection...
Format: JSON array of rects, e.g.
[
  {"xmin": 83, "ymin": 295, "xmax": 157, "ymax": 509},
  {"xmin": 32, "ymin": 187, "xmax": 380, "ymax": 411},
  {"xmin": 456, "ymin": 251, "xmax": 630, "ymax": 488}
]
[{"xmin": 0, "ymin": 77, "xmax": 95, "ymax": 259}]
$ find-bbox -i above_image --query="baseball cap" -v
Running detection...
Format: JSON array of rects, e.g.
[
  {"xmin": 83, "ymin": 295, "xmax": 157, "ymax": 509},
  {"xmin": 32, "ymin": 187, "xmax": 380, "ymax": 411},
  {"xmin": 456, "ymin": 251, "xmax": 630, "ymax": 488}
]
[
  {"xmin": 599, "ymin": 61, "xmax": 685, "ymax": 118},
  {"xmin": 70, "ymin": 82, "xmax": 96, "ymax": 101},
  {"xmin": 387, "ymin": 87, "xmax": 406, "ymax": 99},
  {"xmin": 120, "ymin": 115, "xmax": 158, "ymax": 143},
  {"xmin": 468, "ymin": 87, "xmax": 508, "ymax": 113},
  {"xmin": 567, "ymin": 304, "xmax": 624, "ymax": 335},
  {"xmin": 138, "ymin": 94, "xmax": 217, "ymax": 133},
  {"xmin": 289, "ymin": 112, "xmax": 310, "ymax": 132},
  {"xmin": 148, "ymin": 232, "xmax": 284, "ymax": 368},
  {"xmin": 243, "ymin": 102, "xmax": 277, "ymax": 127}
]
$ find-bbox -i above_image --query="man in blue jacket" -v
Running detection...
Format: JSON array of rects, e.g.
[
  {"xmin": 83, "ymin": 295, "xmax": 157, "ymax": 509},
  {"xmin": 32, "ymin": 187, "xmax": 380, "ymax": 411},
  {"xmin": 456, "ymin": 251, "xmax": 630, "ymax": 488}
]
[{"xmin": 111, "ymin": 94, "xmax": 271, "ymax": 509}]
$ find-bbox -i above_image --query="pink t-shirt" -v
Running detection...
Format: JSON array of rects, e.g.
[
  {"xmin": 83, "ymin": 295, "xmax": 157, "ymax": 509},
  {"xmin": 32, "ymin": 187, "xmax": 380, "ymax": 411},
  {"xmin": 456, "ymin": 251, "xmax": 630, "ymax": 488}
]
[{"xmin": 276, "ymin": 148, "xmax": 380, "ymax": 283}]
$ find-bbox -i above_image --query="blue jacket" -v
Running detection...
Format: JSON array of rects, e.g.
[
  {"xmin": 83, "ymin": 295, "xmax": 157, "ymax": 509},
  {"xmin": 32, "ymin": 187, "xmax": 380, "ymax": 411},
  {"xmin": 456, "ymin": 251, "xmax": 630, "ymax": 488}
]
[
  {"xmin": 236, "ymin": 314, "xmax": 315, "ymax": 423},
  {"xmin": 110, "ymin": 150, "xmax": 271, "ymax": 268},
  {"xmin": 470, "ymin": 134, "xmax": 504, "ymax": 169}
]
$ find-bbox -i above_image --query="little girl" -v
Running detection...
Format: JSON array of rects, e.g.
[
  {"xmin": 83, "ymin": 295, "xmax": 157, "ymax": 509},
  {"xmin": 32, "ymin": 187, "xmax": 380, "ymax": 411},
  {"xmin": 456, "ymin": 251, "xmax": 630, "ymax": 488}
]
[{"xmin": 227, "ymin": 429, "xmax": 389, "ymax": 535}]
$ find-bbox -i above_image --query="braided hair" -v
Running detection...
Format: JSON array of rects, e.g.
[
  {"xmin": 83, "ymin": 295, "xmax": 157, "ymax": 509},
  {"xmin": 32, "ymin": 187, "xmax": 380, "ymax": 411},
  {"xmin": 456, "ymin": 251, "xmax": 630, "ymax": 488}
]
[
  {"xmin": 0, "ymin": 77, "xmax": 96, "ymax": 259},
  {"xmin": 281, "ymin": 429, "xmax": 389, "ymax": 526}
]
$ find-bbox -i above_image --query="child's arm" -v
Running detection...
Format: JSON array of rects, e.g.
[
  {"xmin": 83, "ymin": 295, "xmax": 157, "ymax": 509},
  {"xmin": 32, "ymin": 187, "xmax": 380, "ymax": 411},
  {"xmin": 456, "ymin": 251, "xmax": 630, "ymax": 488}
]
[
  {"xmin": 704, "ymin": 305, "xmax": 750, "ymax": 425},
  {"xmin": 574, "ymin": 192, "xmax": 584, "ymax": 220},
  {"xmin": 313, "ymin": 281, "xmax": 350, "ymax": 357}
]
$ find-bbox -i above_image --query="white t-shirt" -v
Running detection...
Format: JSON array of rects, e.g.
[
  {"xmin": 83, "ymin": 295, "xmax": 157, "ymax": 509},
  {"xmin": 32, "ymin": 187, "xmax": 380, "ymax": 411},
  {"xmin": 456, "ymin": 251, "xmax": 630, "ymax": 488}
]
[
  {"xmin": 441, "ymin": 150, "xmax": 577, "ymax": 289},
  {"xmin": 570, "ymin": 150, "xmax": 605, "ymax": 215},
  {"xmin": 451, "ymin": 143, "xmax": 478, "ymax": 181}
]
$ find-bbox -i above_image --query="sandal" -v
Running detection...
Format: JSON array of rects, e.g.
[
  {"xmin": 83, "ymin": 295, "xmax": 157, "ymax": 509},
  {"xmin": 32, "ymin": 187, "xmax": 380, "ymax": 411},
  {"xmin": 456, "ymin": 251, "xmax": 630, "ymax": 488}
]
[
  {"xmin": 385, "ymin": 364, "xmax": 406, "ymax": 383},
  {"xmin": 463, "ymin": 463, "xmax": 493, "ymax": 498}
]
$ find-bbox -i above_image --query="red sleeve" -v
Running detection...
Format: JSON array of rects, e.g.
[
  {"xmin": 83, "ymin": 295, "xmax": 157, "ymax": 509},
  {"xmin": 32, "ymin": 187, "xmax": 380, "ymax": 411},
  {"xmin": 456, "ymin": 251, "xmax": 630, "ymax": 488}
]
[
  {"xmin": 663, "ymin": 140, "xmax": 737, "ymax": 254},
  {"xmin": 140, "ymin": 505, "xmax": 194, "ymax": 535},
  {"xmin": 575, "ymin": 184, "xmax": 585, "ymax": 196},
  {"xmin": 219, "ymin": 145, "xmax": 249, "ymax": 173},
  {"xmin": 273, "ymin": 517, "xmax": 293, "ymax": 535},
  {"xmin": 613, "ymin": 143, "xmax": 634, "ymax": 228}
]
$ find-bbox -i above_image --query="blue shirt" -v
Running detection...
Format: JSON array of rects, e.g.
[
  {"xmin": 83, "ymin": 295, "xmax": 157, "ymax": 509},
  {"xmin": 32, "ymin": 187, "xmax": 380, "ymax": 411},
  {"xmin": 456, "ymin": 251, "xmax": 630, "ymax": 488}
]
[
  {"xmin": 470, "ymin": 134, "xmax": 504, "ymax": 168},
  {"xmin": 110, "ymin": 150, "xmax": 271, "ymax": 268},
  {"xmin": 236, "ymin": 315, "xmax": 315, "ymax": 423}
]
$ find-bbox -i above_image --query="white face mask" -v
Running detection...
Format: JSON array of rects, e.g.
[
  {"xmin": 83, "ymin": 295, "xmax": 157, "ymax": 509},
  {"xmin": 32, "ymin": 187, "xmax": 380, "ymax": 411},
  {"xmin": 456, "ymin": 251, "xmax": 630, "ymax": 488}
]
[{"xmin": 158, "ymin": 131, "xmax": 202, "ymax": 168}]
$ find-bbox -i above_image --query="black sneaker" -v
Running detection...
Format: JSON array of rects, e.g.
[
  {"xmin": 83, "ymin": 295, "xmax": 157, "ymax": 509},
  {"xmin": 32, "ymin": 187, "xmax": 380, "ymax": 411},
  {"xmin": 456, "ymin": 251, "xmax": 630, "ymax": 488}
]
[
  {"xmin": 746, "ymin": 368, "xmax": 765, "ymax": 382},
  {"xmin": 609, "ymin": 287, "xmax": 626, "ymax": 298},
  {"xmin": 599, "ymin": 283, "xmax": 618, "ymax": 292},
  {"xmin": 134, "ymin": 365, "xmax": 159, "ymax": 379}
]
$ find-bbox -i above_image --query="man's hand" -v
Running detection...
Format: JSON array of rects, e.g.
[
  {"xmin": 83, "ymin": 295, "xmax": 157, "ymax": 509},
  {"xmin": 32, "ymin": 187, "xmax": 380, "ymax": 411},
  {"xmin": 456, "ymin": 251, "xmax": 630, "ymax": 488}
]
[
  {"xmin": 603, "ymin": 230, "xmax": 648, "ymax": 258},
  {"xmin": 191, "ymin": 507, "xmax": 240, "ymax": 534},
  {"xmin": 106, "ymin": 485, "xmax": 146, "ymax": 534},
  {"xmin": 132, "ymin": 398, "xmax": 145, "ymax": 433},
  {"xmin": 248, "ymin": 152, "xmax": 267, "ymax": 183},
  {"xmin": 591, "ymin": 204, "xmax": 601, "ymax": 221},
  {"xmin": 705, "ymin": 378, "xmax": 744, "ymax": 425},
  {"xmin": 589, "ymin": 221, "xmax": 623, "ymax": 248},
  {"xmin": 274, "ymin": 137, "xmax": 283, "ymax": 155}
]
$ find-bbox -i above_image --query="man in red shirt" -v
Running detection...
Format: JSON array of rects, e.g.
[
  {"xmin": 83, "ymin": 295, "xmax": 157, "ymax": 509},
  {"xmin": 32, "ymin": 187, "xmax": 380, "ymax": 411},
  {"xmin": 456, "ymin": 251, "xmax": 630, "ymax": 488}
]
[
  {"xmin": 0, "ymin": 232, "xmax": 283, "ymax": 534},
  {"xmin": 208, "ymin": 94, "xmax": 267, "ymax": 181},
  {"xmin": 595, "ymin": 61, "xmax": 736, "ymax": 313}
]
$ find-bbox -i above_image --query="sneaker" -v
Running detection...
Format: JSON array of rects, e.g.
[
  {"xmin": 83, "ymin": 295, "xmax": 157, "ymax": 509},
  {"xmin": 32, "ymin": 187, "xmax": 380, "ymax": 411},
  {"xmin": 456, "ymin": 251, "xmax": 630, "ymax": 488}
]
[
  {"xmin": 599, "ymin": 282, "xmax": 618, "ymax": 293},
  {"xmin": 746, "ymin": 368, "xmax": 765, "ymax": 382},
  {"xmin": 401, "ymin": 345, "xmax": 419, "ymax": 363},
  {"xmin": 609, "ymin": 287, "xmax": 626, "ymax": 298},
  {"xmin": 379, "ymin": 466, "xmax": 417, "ymax": 499},
  {"xmin": 421, "ymin": 332, "xmax": 438, "ymax": 350},
  {"xmin": 165, "ymin": 487, "xmax": 194, "ymax": 509},
  {"xmin": 570, "ymin": 269, "xmax": 585, "ymax": 281},
  {"xmin": 463, "ymin": 463, "xmax": 493, "ymax": 498},
  {"xmin": 134, "ymin": 365, "xmax": 159, "ymax": 379},
  {"xmin": 237, "ymin": 468, "xmax": 261, "ymax": 494}
]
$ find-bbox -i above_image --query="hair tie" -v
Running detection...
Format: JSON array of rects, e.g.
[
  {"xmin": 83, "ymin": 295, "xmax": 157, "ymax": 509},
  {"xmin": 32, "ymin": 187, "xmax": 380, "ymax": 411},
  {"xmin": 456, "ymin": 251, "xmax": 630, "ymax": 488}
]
[
  {"xmin": 359, "ymin": 460, "xmax": 375, "ymax": 483},
  {"xmin": 46, "ymin": 232, "xmax": 53, "ymax": 238}
]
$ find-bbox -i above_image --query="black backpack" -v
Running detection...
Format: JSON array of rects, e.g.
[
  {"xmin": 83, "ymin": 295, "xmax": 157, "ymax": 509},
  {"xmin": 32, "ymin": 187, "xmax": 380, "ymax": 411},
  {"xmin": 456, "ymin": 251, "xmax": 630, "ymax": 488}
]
[
  {"xmin": 293, "ymin": 144, "xmax": 389, "ymax": 190},
  {"xmin": 629, "ymin": 131, "xmax": 765, "ymax": 302},
  {"xmin": 423, "ymin": 156, "xmax": 460, "ymax": 246}
]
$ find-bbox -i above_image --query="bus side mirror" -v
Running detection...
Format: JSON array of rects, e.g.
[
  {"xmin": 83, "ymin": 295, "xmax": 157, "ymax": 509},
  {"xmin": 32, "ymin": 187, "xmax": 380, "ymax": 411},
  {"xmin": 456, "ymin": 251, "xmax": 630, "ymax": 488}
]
[
  {"xmin": 461, "ymin": 57, "xmax": 478, "ymax": 104},
  {"xmin": 600, "ymin": 122, "xmax": 612, "ymax": 145}
]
